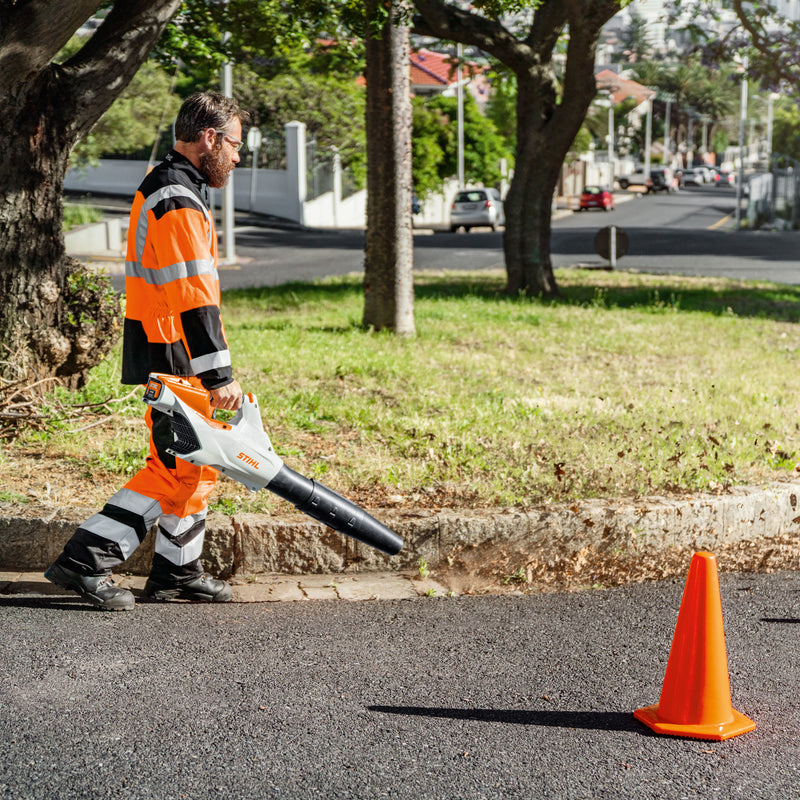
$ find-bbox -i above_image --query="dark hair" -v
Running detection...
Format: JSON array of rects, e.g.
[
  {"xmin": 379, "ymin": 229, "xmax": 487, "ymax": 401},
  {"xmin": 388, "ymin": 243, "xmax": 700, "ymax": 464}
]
[{"xmin": 174, "ymin": 92, "xmax": 248, "ymax": 142}]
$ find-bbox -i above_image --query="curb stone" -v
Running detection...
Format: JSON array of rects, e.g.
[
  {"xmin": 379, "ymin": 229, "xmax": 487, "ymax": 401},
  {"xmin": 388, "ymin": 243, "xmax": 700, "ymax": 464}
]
[{"xmin": 2, "ymin": 481, "xmax": 800, "ymax": 596}]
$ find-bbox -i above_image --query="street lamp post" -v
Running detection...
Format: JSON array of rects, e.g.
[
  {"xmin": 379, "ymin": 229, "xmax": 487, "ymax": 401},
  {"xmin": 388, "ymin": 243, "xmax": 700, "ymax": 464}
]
[
  {"xmin": 644, "ymin": 98, "xmax": 653, "ymax": 180},
  {"xmin": 456, "ymin": 43, "xmax": 465, "ymax": 189},
  {"xmin": 735, "ymin": 54, "xmax": 748, "ymax": 229},
  {"xmin": 767, "ymin": 91, "xmax": 778, "ymax": 166},
  {"xmin": 608, "ymin": 98, "xmax": 615, "ymax": 188},
  {"xmin": 596, "ymin": 88, "xmax": 616, "ymax": 188}
]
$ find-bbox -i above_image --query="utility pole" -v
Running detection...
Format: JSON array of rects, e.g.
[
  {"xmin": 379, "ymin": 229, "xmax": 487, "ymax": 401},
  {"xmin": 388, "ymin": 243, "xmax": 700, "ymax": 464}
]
[
  {"xmin": 735, "ymin": 54, "xmax": 748, "ymax": 229},
  {"xmin": 456, "ymin": 42, "xmax": 465, "ymax": 189},
  {"xmin": 644, "ymin": 98, "xmax": 653, "ymax": 179},
  {"xmin": 220, "ymin": 30, "xmax": 236, "ymax": 262}
]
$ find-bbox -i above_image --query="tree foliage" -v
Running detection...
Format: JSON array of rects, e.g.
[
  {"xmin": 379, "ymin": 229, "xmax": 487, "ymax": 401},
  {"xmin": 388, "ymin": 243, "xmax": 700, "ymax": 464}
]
[
  {"xmin": 70, "ymin": 57, "xmax": 182, "ymax": 166},
  {"xmin": 153, "ymin": 0, "xmax": 368, "ymax": 86},
  {"xmin": 668, "ymin": 0, "xmax": 800, "ymax": 97},
  {"xmin": 411, "ymin": 93, "xmax": 512, "ymax": 198},
  {"xmin": 235, "ymin": 61, "xmax": 367, "ymax": 182},
  {"xmin": 771, "ymin": 103, "xmax": 800, "ymax": 162},
  {"xmin": 630, "ymin": 56, "xmax": 738, "ymax": 152}
]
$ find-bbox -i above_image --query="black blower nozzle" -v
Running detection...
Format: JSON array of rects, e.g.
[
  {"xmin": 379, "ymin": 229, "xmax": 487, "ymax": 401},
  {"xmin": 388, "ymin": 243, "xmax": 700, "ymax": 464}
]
[{"xmin": 267, "ymin": 465, "xmax": 403, "ymax": 556}]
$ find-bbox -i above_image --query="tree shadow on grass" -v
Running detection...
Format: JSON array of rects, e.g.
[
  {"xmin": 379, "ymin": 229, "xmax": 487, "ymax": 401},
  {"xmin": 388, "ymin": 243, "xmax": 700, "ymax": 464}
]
[
  {"xmin": 412, "ymin": 271, "xmax": 800, "ymax": 325},
  {"xmin": 223, "ymin": 271, "xmax": 800, "ymax": 326}
]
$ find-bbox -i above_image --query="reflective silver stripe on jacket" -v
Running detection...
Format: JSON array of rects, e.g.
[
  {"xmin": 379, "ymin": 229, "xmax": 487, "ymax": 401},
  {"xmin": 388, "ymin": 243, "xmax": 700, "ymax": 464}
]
[
  {"xmin": 125, "ymin": 258, "xmax": 217, "ymax": 286},
  {"xmin": 190, "ymin": 350, "xmax": 231, "ymax": 375}
]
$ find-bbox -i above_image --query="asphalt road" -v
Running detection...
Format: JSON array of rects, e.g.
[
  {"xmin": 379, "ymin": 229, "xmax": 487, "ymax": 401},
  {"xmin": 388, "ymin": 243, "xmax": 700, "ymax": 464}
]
[
  {"xmin": 100, "ymin": 183, "xmax": 799, "ymax": 293},
  {"xmin": 216, "ymin": 185, "xmax": 799, "ymax": 291},
  {"xmin": 2, "ymin": 570, "xmax": 800, "ymax": 799},
  {"xmin": 550, "ymin": 184, "xmax": 800, "ymax": 282}
]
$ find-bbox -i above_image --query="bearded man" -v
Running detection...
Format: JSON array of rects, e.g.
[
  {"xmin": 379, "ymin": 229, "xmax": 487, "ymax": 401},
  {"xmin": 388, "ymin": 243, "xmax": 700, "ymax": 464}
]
[{"xmin": 45, "ymin": 92, "xmax": 248, "ymax": 610}]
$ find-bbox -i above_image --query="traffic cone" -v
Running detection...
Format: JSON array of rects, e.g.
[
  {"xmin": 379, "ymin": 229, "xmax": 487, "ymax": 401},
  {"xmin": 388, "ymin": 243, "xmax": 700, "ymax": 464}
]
[{"xmin": 634, "ymin": 551, "xmax": 756, "ymax": 741}]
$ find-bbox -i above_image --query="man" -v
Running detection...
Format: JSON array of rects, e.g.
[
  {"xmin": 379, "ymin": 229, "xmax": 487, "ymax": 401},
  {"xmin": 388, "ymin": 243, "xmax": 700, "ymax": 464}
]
[{"xmin": 45, "ymin": 92, "xmax": 247, "ymax": 611}]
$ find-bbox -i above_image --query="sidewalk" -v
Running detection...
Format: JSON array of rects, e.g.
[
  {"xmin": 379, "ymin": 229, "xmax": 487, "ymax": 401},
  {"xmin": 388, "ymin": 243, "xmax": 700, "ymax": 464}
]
[
  {"xmin": 0, "ymin": 569, "xmax": 451, "ymax": 603},
  {"xmin": 4, "ymin": 480, "xmax": 800, "ymax": 601}
]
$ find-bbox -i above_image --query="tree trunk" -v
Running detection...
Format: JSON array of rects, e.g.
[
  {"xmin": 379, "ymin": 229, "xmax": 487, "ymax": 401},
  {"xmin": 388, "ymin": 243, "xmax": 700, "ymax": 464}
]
[
  {"xmin": 411, "ymin": 0, "xmax": 621, "ymax": 299},
  {"xmin": 0, "ymin": 73, "xmax": 120, "ymax": 387},
  {"xmin": 0, "ymin": 0, "xmax": 182, "ymax": 386},
  {"xmin": 363, "ymin": 0, "xmax": 416, "ymax": 335},
  {"xmin": 502, "ymin": 122, "xmax": 564, "ymax": 298}
]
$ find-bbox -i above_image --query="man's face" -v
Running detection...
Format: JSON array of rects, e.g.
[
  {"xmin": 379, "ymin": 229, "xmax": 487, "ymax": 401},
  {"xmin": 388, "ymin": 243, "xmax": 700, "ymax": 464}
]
[{"xmin": 199, "ymin": 118, "xmax": 242, "ymax": 189}]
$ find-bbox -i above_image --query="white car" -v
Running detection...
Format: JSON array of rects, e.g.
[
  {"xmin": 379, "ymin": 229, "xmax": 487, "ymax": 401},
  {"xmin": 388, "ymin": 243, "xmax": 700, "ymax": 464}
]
[
  {"xmin": 680, "ymin": 168, "xmax": 705, "ymax": 187},
  {"xmin": 450, "ymin": 188, "xmax": 505, "ymax": 232}
]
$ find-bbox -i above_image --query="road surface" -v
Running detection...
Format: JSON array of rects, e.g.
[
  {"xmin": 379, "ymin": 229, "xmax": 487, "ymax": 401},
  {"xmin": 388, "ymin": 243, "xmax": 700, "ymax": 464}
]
[{"xmin": 2, "ymin": 569, "xmax": 800, "ymax": 799}]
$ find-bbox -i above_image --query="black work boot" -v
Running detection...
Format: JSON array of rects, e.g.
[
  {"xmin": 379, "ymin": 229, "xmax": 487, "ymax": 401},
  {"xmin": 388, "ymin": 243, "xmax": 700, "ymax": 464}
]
[
  {"xmin": 44, "ymin": 562, "xmax": 135, "ymax": 611},
  {"xmin": 143, "ymin": 573, "xmax": 233, "ymax": 603}
]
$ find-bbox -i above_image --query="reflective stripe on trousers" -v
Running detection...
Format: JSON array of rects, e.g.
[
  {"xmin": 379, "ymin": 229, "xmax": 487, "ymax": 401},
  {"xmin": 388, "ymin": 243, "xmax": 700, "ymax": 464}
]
[{"xmin": 59, "ymin": 384, "xmax": 218, "ymax": 577}]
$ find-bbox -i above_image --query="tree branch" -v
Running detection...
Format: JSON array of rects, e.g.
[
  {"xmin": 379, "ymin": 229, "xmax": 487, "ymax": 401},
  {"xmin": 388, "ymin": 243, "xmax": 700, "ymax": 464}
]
[
  {"xmin": 58, "ymin": 0, "xmax": 183, "ymax": 140},
  {"xmin": 526, "ymin": 0, "xmax": 568, "ymax": 57},
  {"xmin": 0, "ymin": 0, "xmax": 103, "ymax": 81},
  {"xmin": 412, "ymin": 0, "xmax": 533, "ymax": 73}
]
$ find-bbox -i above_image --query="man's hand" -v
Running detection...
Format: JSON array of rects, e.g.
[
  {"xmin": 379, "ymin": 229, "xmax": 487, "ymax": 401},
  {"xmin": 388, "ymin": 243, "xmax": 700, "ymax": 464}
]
[{"xmin": 209, "ymin": 380, "xmax": 243, "ymax": 411}]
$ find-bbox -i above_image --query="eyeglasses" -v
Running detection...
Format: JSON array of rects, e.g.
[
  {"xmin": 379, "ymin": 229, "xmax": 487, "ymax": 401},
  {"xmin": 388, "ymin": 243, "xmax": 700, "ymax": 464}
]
[{"xmin": 213, "ymin": 129, "xmax": 243, "ymax": 152}]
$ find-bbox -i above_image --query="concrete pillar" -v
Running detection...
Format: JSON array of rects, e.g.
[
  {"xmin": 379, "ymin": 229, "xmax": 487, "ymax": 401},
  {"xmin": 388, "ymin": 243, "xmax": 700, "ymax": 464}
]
[
  {"xmin": 332, "ymin": 148, "xmax": 342, "ymax": 229},
  {"xmin": 285, "ymin": 121, "xmax": 307, "ymax": 225}
]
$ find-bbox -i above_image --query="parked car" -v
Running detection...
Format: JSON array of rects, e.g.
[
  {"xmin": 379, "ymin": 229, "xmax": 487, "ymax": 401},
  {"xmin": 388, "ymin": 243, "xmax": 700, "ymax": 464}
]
[
  {"xmin": 616, "ymin": 167, "xmax": 653, "ymax": 191},
  {"xmin": 450, "ymin": 188, "xmax": 505, "ymax": 232},
  {"xmin": 680, "ymin": 168, "xmax": 705, "ymax": 187},
  {"xmin": 697, "ymin": 165, "xmax": 716, "ymax": 183},
  {"xmin": 649, "ymin": 166, "xmax": 675, "ymax": 192},
  {"xmin": 716, "ymin": 170, "xmax": 735, "ymax": 186},
  {"xmin": 579, "ymin": 185, "xmax": 614, "ymax": 211},
  {"xmin": 616, "ymin": 166, "xmax": 672, "ymax": 193}
]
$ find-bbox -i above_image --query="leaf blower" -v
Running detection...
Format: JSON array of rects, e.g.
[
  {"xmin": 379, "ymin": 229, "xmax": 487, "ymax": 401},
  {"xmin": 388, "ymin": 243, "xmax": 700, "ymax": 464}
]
[{"xmin": 142, "ymin": 373, "xmax": 403, "ymax": 556}]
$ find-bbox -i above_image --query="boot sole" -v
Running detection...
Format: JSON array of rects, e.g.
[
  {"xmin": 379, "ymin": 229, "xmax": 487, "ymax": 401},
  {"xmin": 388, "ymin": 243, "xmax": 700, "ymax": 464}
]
[{"xmin": 145, "ymin": 586, "xmax": 233, "ymax": 603}]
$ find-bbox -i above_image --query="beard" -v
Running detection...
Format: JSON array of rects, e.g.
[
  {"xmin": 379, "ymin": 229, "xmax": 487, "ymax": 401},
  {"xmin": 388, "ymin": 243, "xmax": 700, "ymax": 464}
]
[{"xmin": 199, "ymin": 144, "xmax": 234, "ymax": 188}]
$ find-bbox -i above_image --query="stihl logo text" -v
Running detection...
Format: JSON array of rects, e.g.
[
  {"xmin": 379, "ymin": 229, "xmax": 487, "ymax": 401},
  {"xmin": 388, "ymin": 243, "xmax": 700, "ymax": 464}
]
[{"xmin": 237, "ymin": 452, "xmax": 260, "ymax": 469}]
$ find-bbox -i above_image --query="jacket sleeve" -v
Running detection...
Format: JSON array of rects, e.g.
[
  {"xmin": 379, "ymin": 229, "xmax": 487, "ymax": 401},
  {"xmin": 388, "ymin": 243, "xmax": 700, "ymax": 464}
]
[{"xmin": 147, "ymin": 197, "xmax": 232, "ymax": 389}]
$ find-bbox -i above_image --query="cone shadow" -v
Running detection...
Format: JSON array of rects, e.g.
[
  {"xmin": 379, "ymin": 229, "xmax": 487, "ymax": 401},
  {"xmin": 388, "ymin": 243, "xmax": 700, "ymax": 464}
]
[{"xmin": 368, "ymin": 706, "xmax": 644, "ymax": 733}]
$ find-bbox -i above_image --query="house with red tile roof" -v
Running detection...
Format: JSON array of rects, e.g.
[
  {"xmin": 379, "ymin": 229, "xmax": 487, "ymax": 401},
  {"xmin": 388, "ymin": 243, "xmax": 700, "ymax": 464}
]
[
  {"xmin": 595, "ymin": 68, "xmax": 656, "ymax": 107},
  {"xmin": 410, "ymin": 48, "xmax": 491, "ymax": 109}
]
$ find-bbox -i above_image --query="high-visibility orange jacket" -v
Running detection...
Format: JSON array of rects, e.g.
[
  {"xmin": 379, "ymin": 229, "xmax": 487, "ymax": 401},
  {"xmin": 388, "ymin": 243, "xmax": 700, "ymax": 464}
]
[{"xmin": 122, "ymin": 150, "xmax": 232, "ymax": 390}]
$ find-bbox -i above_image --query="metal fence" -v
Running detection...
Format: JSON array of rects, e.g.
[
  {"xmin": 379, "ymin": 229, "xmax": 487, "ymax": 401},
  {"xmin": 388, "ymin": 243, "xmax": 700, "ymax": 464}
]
[
  {"xmin": 747, "ymin": 153, "xmax": 800, "ymax": 229},
  {"xmin": 305, "ymin": 138, "xmax": 334, "ymax": 201},
  {"xmin": 253, "ymin": 129, "xmax": 286, "ymax": 169}
]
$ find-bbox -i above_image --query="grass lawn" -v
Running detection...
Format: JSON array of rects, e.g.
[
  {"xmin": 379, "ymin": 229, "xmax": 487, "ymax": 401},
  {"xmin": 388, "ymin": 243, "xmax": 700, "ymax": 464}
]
[{"xmin": 4, "ymin": 267, "xmax": 800, "ymax": 514}]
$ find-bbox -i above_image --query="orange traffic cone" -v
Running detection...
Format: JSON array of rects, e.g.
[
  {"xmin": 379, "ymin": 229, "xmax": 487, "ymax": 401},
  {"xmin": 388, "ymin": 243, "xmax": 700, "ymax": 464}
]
[{"xmin": 634, "ymin": 551, "xmax": 756, "ymax": 740}]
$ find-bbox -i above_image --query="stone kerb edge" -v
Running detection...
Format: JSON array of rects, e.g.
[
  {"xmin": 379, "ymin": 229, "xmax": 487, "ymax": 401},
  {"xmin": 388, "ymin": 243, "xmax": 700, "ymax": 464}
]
[{"xmin": 1, "ymin": 482, "xmax": 799, "ymax": 579}]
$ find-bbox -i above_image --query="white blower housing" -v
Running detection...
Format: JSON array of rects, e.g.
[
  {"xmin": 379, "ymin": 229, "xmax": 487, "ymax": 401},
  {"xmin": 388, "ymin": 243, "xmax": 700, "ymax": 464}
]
[{"xmin": 142, "ymin": 374, "xmax": 402, "ymax": 556}]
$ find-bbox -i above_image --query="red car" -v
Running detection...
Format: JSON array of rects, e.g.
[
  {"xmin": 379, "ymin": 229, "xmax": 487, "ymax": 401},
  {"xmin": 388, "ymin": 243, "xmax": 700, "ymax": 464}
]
[{"xmin": 579, "ymin": 185, "xmax": 614, "ymax": 211}]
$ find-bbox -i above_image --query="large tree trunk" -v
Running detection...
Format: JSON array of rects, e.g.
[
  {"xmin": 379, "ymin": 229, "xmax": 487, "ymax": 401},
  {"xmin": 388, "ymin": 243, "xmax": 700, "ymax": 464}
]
[
  {"xmin": 503, "ymin": 156, "xmax": 563, "ymax": 297},
  {"xmin": 363, "ymin": 0, "xmax": 416, "ymax": 335},
  {"xmin": 0, "ymin": 72, "xmax": 120, "ymax": 387},
  {"xmin": 0, "ymin": 0, "xmax": 181, "ymax": 386},
  {"xmin": 502, "ymin": 72, "xmax": 565, "ymax": 298}
]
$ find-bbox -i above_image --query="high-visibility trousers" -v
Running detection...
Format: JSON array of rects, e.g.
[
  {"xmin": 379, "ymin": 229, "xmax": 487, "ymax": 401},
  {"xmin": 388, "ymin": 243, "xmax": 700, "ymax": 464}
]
[{"xmin": 57, "ymin": 397, "xmax": 218, "ymax": 580}]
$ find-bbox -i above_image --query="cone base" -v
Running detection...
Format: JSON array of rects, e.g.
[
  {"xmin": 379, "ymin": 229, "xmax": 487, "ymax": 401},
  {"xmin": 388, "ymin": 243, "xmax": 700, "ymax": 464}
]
[{"xmin": 634, "ymin": 704, "xmax": 756, "ymax": 741}]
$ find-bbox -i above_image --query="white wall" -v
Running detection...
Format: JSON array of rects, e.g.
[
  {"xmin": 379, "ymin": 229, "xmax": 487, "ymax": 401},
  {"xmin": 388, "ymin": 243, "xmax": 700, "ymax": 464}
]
[{"xmin": 63, "ymin": 121, "xmax": 361, "ymax": 229}]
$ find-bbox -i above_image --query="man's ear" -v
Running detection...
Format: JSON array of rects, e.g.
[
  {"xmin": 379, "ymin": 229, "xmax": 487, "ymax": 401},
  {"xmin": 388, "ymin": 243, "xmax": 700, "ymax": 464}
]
[{"xmin": 197, "ymin": 127, "xmax": 217, "ymax": 154}]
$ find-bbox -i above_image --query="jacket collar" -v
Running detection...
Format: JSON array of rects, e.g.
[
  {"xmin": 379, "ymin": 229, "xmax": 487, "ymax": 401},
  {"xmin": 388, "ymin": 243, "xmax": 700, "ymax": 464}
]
[{"xmin": 164, "ymin": 148, "xmax": 206, "ymax": 189}]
